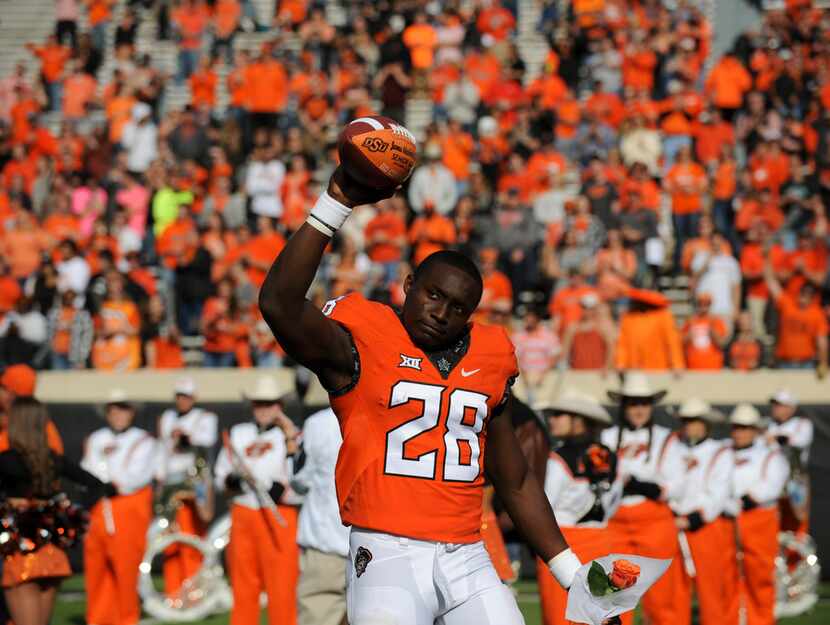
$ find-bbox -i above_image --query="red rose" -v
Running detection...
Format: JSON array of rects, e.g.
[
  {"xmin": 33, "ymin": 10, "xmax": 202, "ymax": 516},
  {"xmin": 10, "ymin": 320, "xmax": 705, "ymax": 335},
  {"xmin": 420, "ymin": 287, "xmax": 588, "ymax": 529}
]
[{"xmin": 609, "ymin": 559, "xmax": 640, "ymax": 590}]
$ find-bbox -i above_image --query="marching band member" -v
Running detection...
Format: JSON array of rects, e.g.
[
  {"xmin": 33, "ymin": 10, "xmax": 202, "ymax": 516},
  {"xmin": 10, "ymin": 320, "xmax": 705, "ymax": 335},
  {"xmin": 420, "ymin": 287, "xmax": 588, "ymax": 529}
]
[
  {"xmin": 668, "ymin": 398, "xmax": 735, "ymax": 625},
  {"xmin": 602, "ymin": 372, "xmax": 686, "ymax": 625},
  {"xmin": 765, "ymin": 388, "xmax": 813, "ymax": 534},
  {"xmin": 727, "ymin": 403, "xmax": 790, "ymax": 625},
  {"xmin": 291, "ymin": 406, "xmax": 350, "ymax": 625},
  {"xmin": 82, "ymin": 389, "xmax": 157, "ymax": 625},
  {"xmin": 1, "ymin": 397, "xmax": 110, "ymax": 625},
  {"xmin": 215, "ymin": 376, "xmax": 299, "ymax": 625},
  {"xmin": 155, "ymin": 377, "xmax": 218, "ymax": 596},
  {"xmin": 536, "ymin": 391, "xmax": 622, "ymax": 625}
]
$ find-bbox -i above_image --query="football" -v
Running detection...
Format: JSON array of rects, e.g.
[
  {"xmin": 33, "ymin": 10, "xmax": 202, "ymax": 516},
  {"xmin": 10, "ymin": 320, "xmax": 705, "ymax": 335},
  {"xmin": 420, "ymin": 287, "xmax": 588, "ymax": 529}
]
[{"xmin": 337, "ymin": 116, "xmax": 418, "ymax": 190}]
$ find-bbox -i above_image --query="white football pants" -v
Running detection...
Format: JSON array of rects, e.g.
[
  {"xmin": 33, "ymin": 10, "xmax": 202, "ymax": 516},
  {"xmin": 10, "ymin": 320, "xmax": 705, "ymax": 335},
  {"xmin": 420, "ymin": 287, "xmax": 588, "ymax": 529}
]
[{"xmin": 346, "ymin": 527, "xmax": 525, "ymax": 625}]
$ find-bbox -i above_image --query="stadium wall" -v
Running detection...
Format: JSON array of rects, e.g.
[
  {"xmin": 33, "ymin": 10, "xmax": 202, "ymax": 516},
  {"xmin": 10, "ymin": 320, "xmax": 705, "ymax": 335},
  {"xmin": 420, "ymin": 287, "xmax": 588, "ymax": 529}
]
[{"xmin": 39, "ymin": 369, "xmax": 830, "ymax": 579}]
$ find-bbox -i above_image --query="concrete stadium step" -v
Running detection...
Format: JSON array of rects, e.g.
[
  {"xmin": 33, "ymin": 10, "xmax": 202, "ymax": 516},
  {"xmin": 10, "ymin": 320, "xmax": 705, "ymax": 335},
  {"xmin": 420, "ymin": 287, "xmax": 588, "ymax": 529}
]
[
  {"xmin": 0, "ymin": 0, "xmax": 62, "ymax": 80},
  {"xmin": 517, "ymin": 0, "xmax": 550, "ymax": 84},
  {"xmin": 405, "ymin": 97, "xmax": 434, "ymax": 142}
]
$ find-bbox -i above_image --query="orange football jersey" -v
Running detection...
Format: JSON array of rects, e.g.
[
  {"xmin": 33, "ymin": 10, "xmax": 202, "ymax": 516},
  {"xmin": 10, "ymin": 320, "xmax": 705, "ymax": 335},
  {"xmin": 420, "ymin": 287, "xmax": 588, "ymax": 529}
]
[{"xmin": 325, "ymin": 293, "xmax": 518, "ymax": 544}]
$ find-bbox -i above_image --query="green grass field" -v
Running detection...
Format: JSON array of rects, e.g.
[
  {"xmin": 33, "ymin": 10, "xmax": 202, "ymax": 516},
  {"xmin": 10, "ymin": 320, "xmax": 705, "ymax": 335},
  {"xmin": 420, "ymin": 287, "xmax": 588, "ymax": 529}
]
[{"xmin": 52, "ymin": 576, "xmax": 830, "ymax": 624}]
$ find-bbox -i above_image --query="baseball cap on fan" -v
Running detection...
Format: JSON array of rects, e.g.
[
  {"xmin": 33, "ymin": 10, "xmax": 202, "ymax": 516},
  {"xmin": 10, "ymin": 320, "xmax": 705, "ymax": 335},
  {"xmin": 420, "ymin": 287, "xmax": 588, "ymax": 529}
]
[{"xmin": 0, "ymin": 364, "xmax": 37, "ymax": 398}]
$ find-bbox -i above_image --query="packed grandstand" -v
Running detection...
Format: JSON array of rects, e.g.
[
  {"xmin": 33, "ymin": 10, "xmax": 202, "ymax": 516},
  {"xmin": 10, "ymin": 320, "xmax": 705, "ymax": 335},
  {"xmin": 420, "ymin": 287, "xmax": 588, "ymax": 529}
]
[{"xmin": 0, "ymin": 0, "xmax": 828, "ymax": 381}]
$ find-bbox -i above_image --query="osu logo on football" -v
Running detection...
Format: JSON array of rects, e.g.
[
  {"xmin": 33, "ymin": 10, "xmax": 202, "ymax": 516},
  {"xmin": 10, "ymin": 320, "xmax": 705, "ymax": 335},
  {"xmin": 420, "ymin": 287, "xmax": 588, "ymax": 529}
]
[{"xmin": 361, "ymin": 136, "xmax": 390, "ymax": 152}]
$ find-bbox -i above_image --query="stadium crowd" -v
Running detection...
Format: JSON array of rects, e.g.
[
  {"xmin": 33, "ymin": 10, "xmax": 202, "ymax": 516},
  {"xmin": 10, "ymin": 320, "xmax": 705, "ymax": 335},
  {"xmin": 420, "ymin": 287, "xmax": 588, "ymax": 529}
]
[{"xmin": 0, "ymin": 0, "xmax": 829, "ymax": 379}]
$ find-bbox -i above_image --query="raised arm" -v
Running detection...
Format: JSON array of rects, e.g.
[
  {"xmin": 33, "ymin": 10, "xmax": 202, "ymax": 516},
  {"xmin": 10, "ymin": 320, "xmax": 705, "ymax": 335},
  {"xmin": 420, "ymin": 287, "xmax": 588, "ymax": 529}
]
[
  {"xmin": 763, "ymin": 248, "xmax": 783, "ymax": 300},
  {"xmin": 258, "ymin": 168, "xmax": 394, "ymax": 390},
  {"xmin": 485, "ymin": 399, "xmax": 578, "ymax": 587}
]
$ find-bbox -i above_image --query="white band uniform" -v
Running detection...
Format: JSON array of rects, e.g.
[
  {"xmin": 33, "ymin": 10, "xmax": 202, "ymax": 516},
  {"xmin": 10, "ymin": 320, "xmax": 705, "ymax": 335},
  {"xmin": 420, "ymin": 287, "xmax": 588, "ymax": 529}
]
[
  {"xmin": 307, "ymin": 192, "xmax": 353, "ymax": 237},
  {"xmin": 548, "ymin": 548, "xmax": 583, "ymax": 589}
]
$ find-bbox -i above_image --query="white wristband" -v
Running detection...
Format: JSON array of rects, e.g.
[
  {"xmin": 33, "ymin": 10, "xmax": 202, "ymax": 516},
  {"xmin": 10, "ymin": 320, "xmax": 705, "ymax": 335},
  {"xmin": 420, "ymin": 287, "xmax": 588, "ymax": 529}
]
[
  {"xmin": 306, "ymin": 191, "xmax": 352, "ymax": 237},
  {"xmin": 548, "ymin": 548, "xmax": 582, "ymax": 589}
]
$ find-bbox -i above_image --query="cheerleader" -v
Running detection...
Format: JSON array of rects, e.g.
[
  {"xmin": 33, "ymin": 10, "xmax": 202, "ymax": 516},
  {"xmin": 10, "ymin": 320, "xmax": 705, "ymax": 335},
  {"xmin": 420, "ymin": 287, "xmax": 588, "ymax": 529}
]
[
  {"xmin": 0, "ymin": 397, "xmax": 111, "ymax": 625},
  {"xmin": 535, "ymin": 391, "xmax": 622, "ymax": 625}
]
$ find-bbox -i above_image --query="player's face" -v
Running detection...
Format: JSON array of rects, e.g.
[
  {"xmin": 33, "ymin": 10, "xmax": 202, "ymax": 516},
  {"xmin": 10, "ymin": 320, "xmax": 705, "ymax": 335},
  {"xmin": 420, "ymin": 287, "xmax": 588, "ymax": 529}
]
[{"xmin": 402, "ymin": 265, "xmax": 481, "ymax": 350}]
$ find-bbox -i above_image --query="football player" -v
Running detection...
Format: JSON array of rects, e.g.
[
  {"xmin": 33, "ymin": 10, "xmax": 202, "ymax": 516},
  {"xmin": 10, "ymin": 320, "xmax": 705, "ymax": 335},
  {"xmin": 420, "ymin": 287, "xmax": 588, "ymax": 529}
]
[{"xmin": 259, "ymin": 169, "xmax": 585, "ymax": 625}]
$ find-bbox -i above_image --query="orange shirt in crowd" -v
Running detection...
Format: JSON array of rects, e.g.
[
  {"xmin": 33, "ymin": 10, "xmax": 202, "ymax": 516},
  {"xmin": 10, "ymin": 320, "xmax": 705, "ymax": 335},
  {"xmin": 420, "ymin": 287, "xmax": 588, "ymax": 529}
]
[
  {"xmin": 475, "ymin": 270, "xmax": 513, "ymax": 324},
  {"xmin": 214, "ymin": 0, "xmax": 241, "ymax": 38},
  {"xmin": 30, "ymin": 43, "xmax": 71, "ymax": 82},
  {"xmin": 749, "ymin": 150, "xmax": 790, "ymax": 196},
  {"xmin": 784, "ymin": 244, "xmax": 828, "ymax": 300},
  {"xmin": 713, "ymin": 159, "xmax": 737, "ymax": 200},
  {"xmin": 245, "ymin": 58, "xmax": 288, "ymax": 113},
  {"xmin": 616, "ymin": 306, "xmax": 685, "ymax": 371},
  {"xmin": 464, "ymin": 51, "xmax": 502, "ymax": 96},
  {"xmin": 87, "ymin": 0, "xmax": 114, "ymax": 25},
  {"xmin": 441, "ymin": 131, "xmax": 475, "ymax": 181},
  {"xmin": 682, "ymin": 314, "xmax": 727, "ymax": 369},
  {"xmin": 621, "ymin": 177, "xmax": 661, "ymax": 213},
  {"xmin": 10, "ymin": 97, "xmax": 40, "ymax": 145},
  {"xmin": 173, "ymin": 2, "xmax": 209, "ymax": 49},
  {"xmin": 148, "ymin": 336, "xmax": 185, "ymax": 368},
  {"xmin": 277, "ymin": 0, "xmax": 307, "ymax": 24},
  {"xmin": 775, "ymin": 294, "xmax": 828, "ymax": 362},
  {"xmin": 201, "ymin": 297, "xmax": 237, "ymax": 354},
  {"xmin": 585, "ymin": 91, "xmax": 625, "ymax": 128},
  {"xmin": 596, "ymin": 249, "xmax": 637, "ymax": 301},
  {"xmin": 242, "ymin": 231, "xmax": 286, "ymax": 287},
  {"xmin": 105, "ymin": 93, "xmax": 135, "ymax": 143},
  {"xmin": 740, "ymin": 243, "xmax": 787, "ymax": 300},
  {"xmin": 476, "ymin": 5, "xmax": 515, "ymax": 41},
  {"xmin": 548, "ymin": 285, "xmax": 598, "ymax": 333},
  {"xmin": 734, "ymin": 198, "xmax": 784, "ymax": 233},
  {"xmin": 705, "ymin": 56, "xmax": 752, "ymax": 109},
  {"xmin": 0, "ymin": 276, "xmax": 22, "ymax": 315},
  {"xmin": 402, "ymin": 23, "xmax": 438, "ymax": 70},
  {"xmin": 694, "ymin": 122, "xmax": 734, "ymax": 164},
  {"xmin": 364, "ymin": 211, "xmax": 406, "ymax": 263},
  {"xmin": 527, "ymin": 74, "xmax": 569, "ymax": 110},
  {"xmin": 190, "ymin": 67, "xmax": 218, "ymax": 109},
  {"xmin": 2, "ymin": 222, "xmax": 49, "ymax": 279},
  {"xmin": 408, "ymin": 213, "xmax": 456, "ymax": 266},
  {"xmin": 226, "ymin": 65, "xmax": 247, "ymax": 108},
  {"xmin": 51, "ymin": 306, "xmax": 77, "ymax": 355},
  {"xmin": 156, "ymin": 217, "xmax": 198, "ymax": 269},
  {"xmin": 665, "ymin": 161, "xmax": 707, "ymax": 214},
  {"xmin": 729, "ymin": 337, "xmax": 762, "ymax": 371},
  {"xmin": 622, "ymin": 49, "xmax": 657, "ymax": 91},
  {"xmin": 63, "ymin": 73, "xmax": 97, "ymax": 119}
]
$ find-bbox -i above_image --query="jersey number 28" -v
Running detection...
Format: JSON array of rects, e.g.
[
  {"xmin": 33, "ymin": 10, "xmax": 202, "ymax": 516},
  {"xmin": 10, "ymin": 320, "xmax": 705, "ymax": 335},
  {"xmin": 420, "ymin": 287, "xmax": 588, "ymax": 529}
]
[{"xmin": 385, "ymin": 381, "xmax": 488, "ymax": 483}]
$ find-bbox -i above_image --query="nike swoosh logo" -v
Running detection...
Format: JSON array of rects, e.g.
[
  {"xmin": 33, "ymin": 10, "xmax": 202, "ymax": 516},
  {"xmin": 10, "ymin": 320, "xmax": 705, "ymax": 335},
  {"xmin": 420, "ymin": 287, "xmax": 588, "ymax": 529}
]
[{"xmin": 460, "ymin": 368, "xmax": 480, "ymax": 377}]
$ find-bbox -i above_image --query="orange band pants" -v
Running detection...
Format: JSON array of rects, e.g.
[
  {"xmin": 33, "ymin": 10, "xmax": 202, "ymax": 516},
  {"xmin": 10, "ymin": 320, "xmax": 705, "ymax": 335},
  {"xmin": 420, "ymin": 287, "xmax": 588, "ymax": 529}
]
[
  {"xmin": 607, "ymin": 500, "xmax": 680, "ymax": 625},
  {"xmin": 163, "ymin": 501, "xmax": 206, "ymax": 596},
  {"xmin": 228, "ymin": 504, "xmax": 299, "ymax": 625},
  {"xmin": 726, "ymin": 507, "xmax": 779, "ymax": 625},
  {"xmin": 668, "ymin": 517, "xmax": 739, "ymax": 625},
  {"xmin": 84, "ymin": 487, "xmax": 153, "ymax": 625},
  {"xmin": 537, "ymin": 525, "xmax": 613, "ymax": 625}
]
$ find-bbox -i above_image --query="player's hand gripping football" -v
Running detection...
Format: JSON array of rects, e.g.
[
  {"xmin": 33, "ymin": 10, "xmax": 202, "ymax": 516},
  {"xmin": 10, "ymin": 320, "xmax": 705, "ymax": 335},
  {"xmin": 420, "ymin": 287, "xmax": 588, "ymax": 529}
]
[{"xmin": 327, "ymin": 165, "xmax": 398, "ymax": 209}]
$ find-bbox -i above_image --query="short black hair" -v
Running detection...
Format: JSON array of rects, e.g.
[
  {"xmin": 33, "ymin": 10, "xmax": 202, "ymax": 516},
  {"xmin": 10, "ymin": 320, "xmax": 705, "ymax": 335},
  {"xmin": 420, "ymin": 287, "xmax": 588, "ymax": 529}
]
[{"xmin": 413, "ymin": 250, "xmax": 484, "ymax": 301}]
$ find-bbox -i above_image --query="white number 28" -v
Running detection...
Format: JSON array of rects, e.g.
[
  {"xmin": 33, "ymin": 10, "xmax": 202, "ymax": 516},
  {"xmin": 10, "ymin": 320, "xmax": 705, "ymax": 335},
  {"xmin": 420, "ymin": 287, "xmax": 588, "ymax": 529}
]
[{"xmin": 384, "ymin": 381, "xmax": 489, "ymax": 483}]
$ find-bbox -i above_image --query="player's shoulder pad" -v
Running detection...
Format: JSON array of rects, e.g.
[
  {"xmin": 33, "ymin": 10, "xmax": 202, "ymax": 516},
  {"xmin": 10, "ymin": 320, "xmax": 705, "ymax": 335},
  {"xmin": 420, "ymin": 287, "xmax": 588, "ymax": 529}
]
[{"xmin": 321, "ymin": 292, "xmax": 388, "ymax": 333}]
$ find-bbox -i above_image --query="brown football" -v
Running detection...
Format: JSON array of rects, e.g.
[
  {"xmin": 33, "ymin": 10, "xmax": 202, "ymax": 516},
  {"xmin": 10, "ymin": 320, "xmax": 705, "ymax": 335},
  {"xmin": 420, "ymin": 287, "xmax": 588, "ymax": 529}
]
[{"xmin": 337, "ymin": 116, "xmax": 418, "ymax": 190}]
